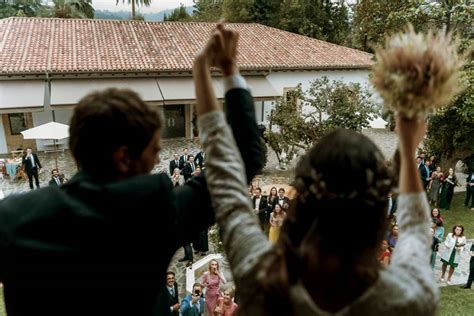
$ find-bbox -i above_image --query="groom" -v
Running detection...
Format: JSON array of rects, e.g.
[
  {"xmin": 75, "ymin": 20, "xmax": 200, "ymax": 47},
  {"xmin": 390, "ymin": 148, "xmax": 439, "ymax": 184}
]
[{"xmin": 0, "ymin": 25, "xmax": 262, "ymax": 316}]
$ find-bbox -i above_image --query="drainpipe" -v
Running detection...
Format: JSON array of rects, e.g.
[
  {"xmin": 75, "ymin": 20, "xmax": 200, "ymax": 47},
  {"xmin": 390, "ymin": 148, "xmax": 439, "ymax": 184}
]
[{"xmin": 44, "ymin": 72, "xmax": 55, "ymax": 122}]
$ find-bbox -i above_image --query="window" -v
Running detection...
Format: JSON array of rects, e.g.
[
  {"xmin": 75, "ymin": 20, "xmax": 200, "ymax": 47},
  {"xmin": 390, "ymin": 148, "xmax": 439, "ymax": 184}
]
[{"xmin": 8, "ymin": 113, "xmax": 28, "ymax": 135}]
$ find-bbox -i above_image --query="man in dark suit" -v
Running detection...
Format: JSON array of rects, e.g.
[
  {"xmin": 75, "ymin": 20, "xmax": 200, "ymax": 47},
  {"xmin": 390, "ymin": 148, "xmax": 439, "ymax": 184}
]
[
  {"xmin": 273, "ymin": 187, "xmax": 290, "ymax": 209},
  {"xmin": 461, "ymin": 243, "xmax": 474, "ymax": 289},
  {"xmin": 22, "ymin": 147, "xmax": 42, "ymax": 189},
  {"xmin": 48, "ymin": 168, "xmax": 67, "ymax": 187},
  {"xmin": 195, "ymin": 149, "xmax": 205, "ymax": 168},
  {"xmin": 166, "ymin": 271, "xmax": 180, "ymax": 316},
  {"xmin": 417, "ymin": 156, "xmax": 429, "ymax": 189},
  {"xmin": 252, "ymin": 187, "xmax": 269, "ymax": 231},
  {"xmin": 0, "ymin": 25, "xmax": 263, "ymax": 316},
  {"xmin": 465, "ymin": 171, "xmax": 474, "ymax": 210},
  {"xmin": 183, "ymin": 155, "xmax": 198, "ymax": 181},
  {"xmin": 179, "ymin": 148, "xmax": 189, "ymax": 170},
  {"xmin": 169, "ymin": 154, "xmax": 181, "ymax": 175}
]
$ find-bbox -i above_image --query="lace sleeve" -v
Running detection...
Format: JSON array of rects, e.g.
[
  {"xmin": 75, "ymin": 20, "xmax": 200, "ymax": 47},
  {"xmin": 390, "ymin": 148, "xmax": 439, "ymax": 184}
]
[
  {"xmin": 387, "ymin": 192, "xmax": 439, "ymax": 308},
  {"xmin": 198, "ymin": 111, "xmax": 272, "ymax": 281}
]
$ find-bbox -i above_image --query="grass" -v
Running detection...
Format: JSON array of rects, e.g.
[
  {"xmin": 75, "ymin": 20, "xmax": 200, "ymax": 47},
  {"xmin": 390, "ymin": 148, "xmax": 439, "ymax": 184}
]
[
  {"xmin": 0, "ymin": 194, "xmax": 471, "ymax": 315},
  {"xmin": 440, "ymin": 286, "xmax": 474, "ymax": 316},
  {"xmin": 0, "ymin": 287, "xmax": 4, "ymax": 316}
]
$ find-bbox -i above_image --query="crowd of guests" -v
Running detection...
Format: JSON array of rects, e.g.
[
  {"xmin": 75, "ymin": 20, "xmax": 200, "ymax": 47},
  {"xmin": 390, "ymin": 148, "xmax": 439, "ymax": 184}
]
[
  {"xmin": 378, "ymin": 187, "xmax": 472, "ymax": 289},
  {"xmin": 169, "ymin": 148, "xmax": 209, "ymax": 267},
  {"xmin": 416, "ymin": 154, "xmax": 473, "ymax": 212},
  {"xmin": 166, "ymin": 260, "xmax": 238, "ymax": 316},
  {"xmin": 169, "ymin": 147, "xmax": 205, "ymax": 187},
  {"xmin": 249, "ymin": 186, "xmax": 289, "ymax": 243}
]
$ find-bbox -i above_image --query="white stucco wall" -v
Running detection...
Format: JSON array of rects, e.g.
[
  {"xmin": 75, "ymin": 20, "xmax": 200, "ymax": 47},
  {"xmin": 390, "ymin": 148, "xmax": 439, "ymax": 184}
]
[
  {"xmin": 261, "ymin": 70, "xmax": 387, "ymax": 128},
  {"xmin": 32, "ymin": 108, "xmax": 73, "ymax": 151}
]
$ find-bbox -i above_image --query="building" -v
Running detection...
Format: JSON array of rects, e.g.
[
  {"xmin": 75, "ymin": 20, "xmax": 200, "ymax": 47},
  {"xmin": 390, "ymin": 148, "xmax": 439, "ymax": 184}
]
[{"xmin": 0, "ymin": 17, "xmax": 375, "ymax": 154}]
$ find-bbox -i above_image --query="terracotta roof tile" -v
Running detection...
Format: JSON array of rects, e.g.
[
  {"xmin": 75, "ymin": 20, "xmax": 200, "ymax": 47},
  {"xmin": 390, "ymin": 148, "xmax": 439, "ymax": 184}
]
[{"xmin": 0, "ymin": 17, "xmax": 373, "ymax": 75}]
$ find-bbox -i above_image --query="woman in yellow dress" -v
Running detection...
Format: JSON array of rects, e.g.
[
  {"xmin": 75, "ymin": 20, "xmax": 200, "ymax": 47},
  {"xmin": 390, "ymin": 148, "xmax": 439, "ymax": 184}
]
[{"xmin": 268, "ymin": 204, "xmax": 287, "ymax": 243}]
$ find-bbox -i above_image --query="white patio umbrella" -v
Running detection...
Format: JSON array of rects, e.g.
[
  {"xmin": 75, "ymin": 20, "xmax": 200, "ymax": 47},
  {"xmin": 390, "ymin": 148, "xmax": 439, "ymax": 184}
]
[{"xmin": 21, "ymin": 122, "xmax": 69, "ymax": 169}]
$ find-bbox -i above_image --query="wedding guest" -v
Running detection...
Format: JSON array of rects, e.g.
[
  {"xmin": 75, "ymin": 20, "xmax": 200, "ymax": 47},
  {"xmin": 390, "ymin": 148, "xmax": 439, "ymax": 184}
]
[
  {"xmin": 22, "ymin": 147, "xmax": 42, "ymax": 189},
  {"xmin": 439, "ymin": 168, "xmax": 457, "ymax": 211},
  {"xmin": 48, "ymin": 168, "xmax": 67, "ymax": 187},
  {"xmin": 268, "ymin": 204, "xmax": 287, "ymax": 243},
  {"xmin": 430, "ymin": 226, "xmax": 440, "ymax": 269},
  {"xmin": 200, "ymin": 260, "xmax": 226, "ymax": 315},
  {"xmin": 431, "ymin": 208, "xmax": 445, "ymax": 244},
  {"xmin": 180, "ymin": 283, "xmax": 205, "ymax": 316},
  {"xmin": 465, "ymin": 170, "xmax": 474, "ymax": 211},
  {"xmin": 379, "ymin": 240, "xmax": 391, "ymax": 267},
  {"xmin": 166, "ymin": 271, "xmax": 180, "ymax": 316},
  {"xmin": 428, "ymin": 166, "xmax": 443, "ymax": 206},
  {"xmin": 267, "ymin": 187, "xmax": 278, "ymax": 207},
  {"xmin": 171, "ymin": 168, "xmax": 184, "ymax": 187},
  {"xmin": 460, "ymin": 243, "xmax": 474, "ymax": 289},
  {"xmin": 440, "ymin": 225, "xmax": 466, "ymax": 285},
  {"xmin": 214, "ymin": 285, "xmax": 238, "ymax": 316},
  {"xmin": 387, "ymin": 225, "xmax": 399, "ymax": 252}
]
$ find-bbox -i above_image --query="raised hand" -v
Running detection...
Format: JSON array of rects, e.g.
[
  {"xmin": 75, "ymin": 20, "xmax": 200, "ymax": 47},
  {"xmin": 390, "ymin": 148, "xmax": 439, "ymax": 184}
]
[{"xmin": 194, "ymin": 23, "xmax": 239, "ymax": 76}]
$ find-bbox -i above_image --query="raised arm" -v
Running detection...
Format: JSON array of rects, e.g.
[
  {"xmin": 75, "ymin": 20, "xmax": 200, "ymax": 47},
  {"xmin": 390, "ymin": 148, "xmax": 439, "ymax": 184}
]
[
  {"xmin": 194, "ymin": 23, "xmax": 263, "ymax": 182},
  {"xmin": 193, "ymin": 23, "xmax": 272, "ymax": 287},
  {"xmin": 174, "ymin": 24, "xmax": 263, "ymax": 246},
  {"xmin": 388, "ymin": 116, "xmax": 438, "ymax": 309}
]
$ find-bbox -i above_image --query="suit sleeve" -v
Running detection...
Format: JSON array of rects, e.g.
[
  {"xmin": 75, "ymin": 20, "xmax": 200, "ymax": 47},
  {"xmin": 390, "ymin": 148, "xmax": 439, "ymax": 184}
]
[
  {"xmin": 225, "ymin": 88, "xmax": 263, "ymax": 183},
  {"xmin": 173, "ymin": 88, "xmax": 263, "ymax": 246},
  {"xmin": 35, "ymin": 154, "xmax": 42, "ymax": 169},
  {"xmin": 174, "ymin": 174, "xmax": 214, "ymax": 246},
  {"xmin": 179, "ymin": 296, "xmax": 192, "ymax": 313}
]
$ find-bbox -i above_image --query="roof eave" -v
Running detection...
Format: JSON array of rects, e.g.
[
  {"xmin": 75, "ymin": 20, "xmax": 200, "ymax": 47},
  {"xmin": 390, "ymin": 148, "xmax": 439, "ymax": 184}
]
[{"xmin": 0, "ymin": 65, "xmax": 372, "ymax": 79}]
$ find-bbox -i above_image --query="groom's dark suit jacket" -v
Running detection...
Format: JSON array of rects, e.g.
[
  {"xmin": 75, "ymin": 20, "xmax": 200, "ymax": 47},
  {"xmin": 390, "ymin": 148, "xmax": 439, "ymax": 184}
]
[{"xmin": 0, "ymin": 88, "xmax": 262, "ymax": 316}]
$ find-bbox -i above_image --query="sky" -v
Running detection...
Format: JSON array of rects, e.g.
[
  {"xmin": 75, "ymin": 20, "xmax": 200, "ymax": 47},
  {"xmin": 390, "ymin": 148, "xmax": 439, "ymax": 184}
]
[{"xmin": 92, "ymin": 0, "xmax": 195, "ymax": 13}]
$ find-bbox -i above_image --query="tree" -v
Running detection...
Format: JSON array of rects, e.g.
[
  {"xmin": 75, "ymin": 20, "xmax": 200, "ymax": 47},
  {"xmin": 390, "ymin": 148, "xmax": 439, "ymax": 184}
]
[
  {"xmin": 116, "ymin": 0, "xmax": 151, "ymax": 20},
  {"xmin": 267, "ymin": 77, "xmax": 379, "ymax": 167},
  {"xmin": 222, "ymin": 0, "xmax": 252, "ymax": 22},
  {"xmin": 191, "ymin": 0, "xmax": 350, "ymax": 45},
  {"xmin": 53, "ymin": 0, "xmax": 94, "ymax": 18},
  {"xmin": 192, "ymin": 0, "xmax": 223, "ymax": 22},
  {"xmin": 0, "ymin": 0, "xmax": 43, "ymax": 18},
  {"xmin": 354, "ymin": 0, "xmax": 473, "ymax": 167},
  {"xmin": 276, "ymin": 0, "xmax": 350, "ymax": 45},
  {"xmin": 249, "ymin": 0, "xmax": 280, "ymax": 27},
  {"xmin": 164, "ymin": 4, "xmax": 191, "ymax": 21},
  {"xmin": 425, "ymin": 59, "xmax": 474, "ymax": 171},
  {"xmin": 352, "ymin": 0, "xmax": 472, "ymax": 53}
]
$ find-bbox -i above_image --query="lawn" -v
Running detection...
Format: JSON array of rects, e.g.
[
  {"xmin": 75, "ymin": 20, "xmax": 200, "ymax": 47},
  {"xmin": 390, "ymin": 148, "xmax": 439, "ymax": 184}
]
[
  {"xmin": 0, "ymin": 193, "xmax": 472, "ymax": 315},
  {"xmin": 440, "ymin": 285, "xmax": 474, "ymax": 316},
  {"xmin": 0, "ymin": 287, "xmax": 4, "ymax": 316}
]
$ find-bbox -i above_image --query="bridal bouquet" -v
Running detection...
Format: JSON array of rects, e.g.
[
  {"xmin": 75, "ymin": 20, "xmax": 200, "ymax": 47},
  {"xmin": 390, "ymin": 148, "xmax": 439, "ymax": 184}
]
[{"xmin": 371, "ymin": 25, "xmax": 465, "ymax": 119}]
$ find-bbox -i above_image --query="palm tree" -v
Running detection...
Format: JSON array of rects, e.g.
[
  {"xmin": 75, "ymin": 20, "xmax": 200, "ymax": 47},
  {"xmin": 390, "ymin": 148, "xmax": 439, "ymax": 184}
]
[
  {"xmin": 53, "ymin": 0, "xmax": 94, "ymax": 19},
  {"xmin": 116, "ymin": 0, "xmax": 152, "ymax": 20}
]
